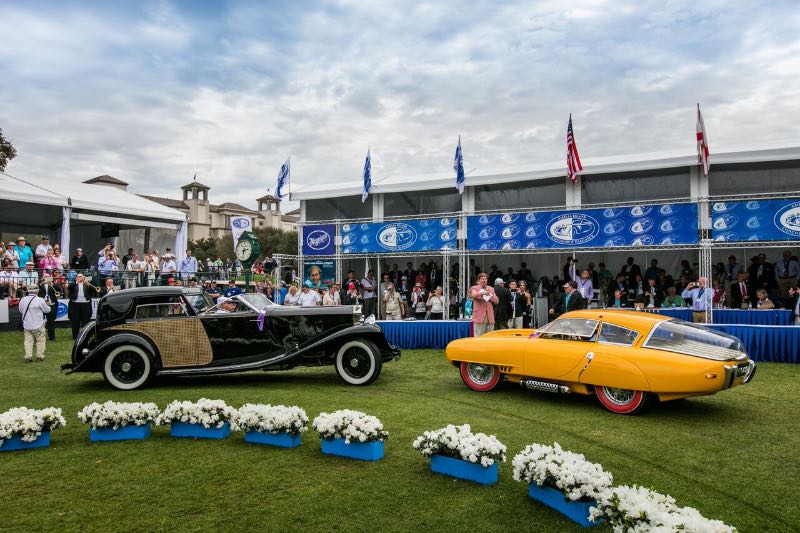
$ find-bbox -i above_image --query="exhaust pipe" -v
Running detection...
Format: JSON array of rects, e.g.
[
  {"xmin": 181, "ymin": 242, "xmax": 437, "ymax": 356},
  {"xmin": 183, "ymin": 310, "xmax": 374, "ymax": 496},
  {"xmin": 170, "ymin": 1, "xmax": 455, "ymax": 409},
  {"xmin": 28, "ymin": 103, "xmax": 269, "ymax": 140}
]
[{"xmin": 520, "ymin": 379, "xmax": 570, "ymax": 394}]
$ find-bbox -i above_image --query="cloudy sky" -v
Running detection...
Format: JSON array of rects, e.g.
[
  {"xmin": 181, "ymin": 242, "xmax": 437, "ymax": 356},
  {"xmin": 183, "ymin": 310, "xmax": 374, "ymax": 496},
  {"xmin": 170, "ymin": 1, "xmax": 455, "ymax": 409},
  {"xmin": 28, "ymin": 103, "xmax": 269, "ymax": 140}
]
[{"xmin": 1, "ymin": 0, "xmax": 799, "ymax": 211}]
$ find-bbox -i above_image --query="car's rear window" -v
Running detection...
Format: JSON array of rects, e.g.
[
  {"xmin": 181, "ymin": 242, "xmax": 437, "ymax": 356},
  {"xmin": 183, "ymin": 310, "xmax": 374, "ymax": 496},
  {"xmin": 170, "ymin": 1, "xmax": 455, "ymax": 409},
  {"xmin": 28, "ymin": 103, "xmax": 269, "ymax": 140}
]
[
  {"xmin": 643, "ymin": 319, "xmax": 744, "ymax": 359},
  {"xmin": 598, "ymin": 323, "xmax": 639, "ymax": 346}
]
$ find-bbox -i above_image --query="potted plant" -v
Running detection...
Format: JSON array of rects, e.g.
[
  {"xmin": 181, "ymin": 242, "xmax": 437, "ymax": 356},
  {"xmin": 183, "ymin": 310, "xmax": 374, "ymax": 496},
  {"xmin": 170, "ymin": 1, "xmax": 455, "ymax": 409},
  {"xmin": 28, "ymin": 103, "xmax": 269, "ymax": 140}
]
[
  {"xmin": 412, "ymin": 424, "xmax": 506, "ymax": 485},
  {"xmin": 589, "ymin": 485, "xmax": 736, "ymax": 532},
  {"xmin": 312, "ymin": 409, "xmax": 387, "ymax": 461},
  {"xmin": 232, "ymin": 404, "xmax": 308, "ymax": 448},
  {"xmin": 0, "ymin": 407, "xmax": 66, "ymax": 452},
  {"xmin": 78, "ymin": 401, "xmax": 160, "ymax": 442},
  {"xmin": 157, "ymin": 399, "xmax": 235, "ymax": 439},
  {"xmin": 512, "ymin": 442, "xmax": 612, "ymax": 527}
]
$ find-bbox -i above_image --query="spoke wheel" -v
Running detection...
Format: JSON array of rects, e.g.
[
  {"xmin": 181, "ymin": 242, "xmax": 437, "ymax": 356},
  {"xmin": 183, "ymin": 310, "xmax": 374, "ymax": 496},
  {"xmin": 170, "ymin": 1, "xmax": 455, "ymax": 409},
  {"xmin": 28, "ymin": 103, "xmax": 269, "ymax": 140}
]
[
  {"xmin": 459, "ymin": 362, "xmax": 501, "ymax": 392},
  {"xmin": 335, "ymin": 339, "xmax": 382, "ymax": 386},
  {"xmin": 595, "ymin": 385, "xmax": 649, "ymax": 415},
  {"xmin": 103, "ymin": 345, "xmax": 153, "ymax": 390}
]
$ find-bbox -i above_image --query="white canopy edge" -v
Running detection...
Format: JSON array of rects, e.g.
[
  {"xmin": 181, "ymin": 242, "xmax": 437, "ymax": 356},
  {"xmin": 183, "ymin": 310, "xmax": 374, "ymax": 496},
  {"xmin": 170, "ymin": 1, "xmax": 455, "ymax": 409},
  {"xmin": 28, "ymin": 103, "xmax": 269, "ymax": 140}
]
[
  {"xmin": 0, "ymin": 171, "xmax": 187, "ymax": 222},
  {"xmin": 290, "ymin": 145, "xmax": 800, "ymax": 201}
]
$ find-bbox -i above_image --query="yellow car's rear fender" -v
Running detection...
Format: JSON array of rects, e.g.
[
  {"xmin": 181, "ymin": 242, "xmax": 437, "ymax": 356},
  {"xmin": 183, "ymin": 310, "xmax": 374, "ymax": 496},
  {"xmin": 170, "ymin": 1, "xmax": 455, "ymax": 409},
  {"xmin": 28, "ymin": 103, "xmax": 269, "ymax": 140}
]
[
  {"xmin": 574, "ymin": 352, "xmax": 651, "ymax": 391},
  {"xmin": 445, "ymin": 335, "xmax": 527, "ymax": 374}
]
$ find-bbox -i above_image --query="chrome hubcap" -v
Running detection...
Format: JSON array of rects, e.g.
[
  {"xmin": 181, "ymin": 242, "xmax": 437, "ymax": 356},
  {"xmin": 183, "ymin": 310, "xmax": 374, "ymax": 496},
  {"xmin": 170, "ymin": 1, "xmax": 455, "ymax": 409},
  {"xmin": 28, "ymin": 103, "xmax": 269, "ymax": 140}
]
[
  {"xmin": 604, "ymin": 387, "xmax": 635, "ymax": 405},
  {"xmin": 350, "ymin": 358, "xmax": 359, "ymax": 368},
  {"xmin": 121, "ymin": 362, "xmax": 132, "ymax": 373},
  {"xmin": 466, "ymin": 363, "xmax": 494, "ymax": 385}
]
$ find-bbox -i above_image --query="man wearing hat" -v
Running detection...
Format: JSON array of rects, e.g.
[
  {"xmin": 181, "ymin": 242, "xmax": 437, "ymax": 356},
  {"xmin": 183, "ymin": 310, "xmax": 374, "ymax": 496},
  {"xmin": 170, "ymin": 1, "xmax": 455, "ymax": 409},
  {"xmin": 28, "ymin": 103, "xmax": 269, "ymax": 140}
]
[
  {"xmin": 71, "ymin": 248, "xmax": 90, "ymax": 271},
  {"xmin": 19, "ymin": 284, "xmax": 51, "ymax": 362},
  {"xmin": 215, "ymin": 296, "xmax": 239, "ymax": 313},
  {"xmin": 15, "ymin": 236, "xmax": 33, "ymax": 270},
  {"xmin": 18, "ymin": 261, "xmax": 39, "ymax": 288},
  {"xmin": 4, "ymin": 241, "xmax": 20, "ymax": 268},
  {"xmin": 35, "ymin": 235, "xmax": 53, "ymax": 266},
  {"xmin": 549, "ymin": 280, "xmax": 586, "ymax": 317},
  {"xmin": 493, "ymin": 277, "xmax": 511, "ymax": 330},
  {"xmin": 223, "ymin": 279, "xmax": 242, "ymax": 298}
]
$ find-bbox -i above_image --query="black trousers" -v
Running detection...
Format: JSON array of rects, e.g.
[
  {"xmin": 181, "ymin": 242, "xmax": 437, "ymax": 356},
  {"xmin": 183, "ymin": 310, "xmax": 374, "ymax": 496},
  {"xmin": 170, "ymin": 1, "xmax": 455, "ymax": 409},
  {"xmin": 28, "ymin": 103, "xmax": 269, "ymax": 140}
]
[
  {"xmin": 362, "ymin": 298, "xmax": 377, "ymax": 319},
  {"xmin": 45, "ymin": 307, "xmax": 58, "ymax": 340},
  {"xmin": 69, "ymin": 301, "xmax": 92, "ymax": 339}
]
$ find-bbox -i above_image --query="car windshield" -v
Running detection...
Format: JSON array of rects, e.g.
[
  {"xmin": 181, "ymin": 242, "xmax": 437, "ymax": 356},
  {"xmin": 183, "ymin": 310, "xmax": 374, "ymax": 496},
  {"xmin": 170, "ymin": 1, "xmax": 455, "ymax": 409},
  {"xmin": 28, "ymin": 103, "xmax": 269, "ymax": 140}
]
[
  {"xmin": 238, "ymin": 293, "xmax": 275, "ymax": 311},
  {"xmin": 537, "ymin": 318, "xmax": 599, "ymax": 341},
  {"xmin": 643, "ymin": 319, "xmax": 745, "ymax": 360},
  {"xmin": 202, "ymin": 293, "xmax": 275, "ymax": 315}
]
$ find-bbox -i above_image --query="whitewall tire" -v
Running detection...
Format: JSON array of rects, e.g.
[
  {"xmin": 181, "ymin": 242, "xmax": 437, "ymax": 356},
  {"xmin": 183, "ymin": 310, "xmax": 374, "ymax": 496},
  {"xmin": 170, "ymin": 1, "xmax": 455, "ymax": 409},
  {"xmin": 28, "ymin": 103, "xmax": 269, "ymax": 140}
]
[
  {"xmin": 334, "ymin": 339, "xmax": 382, "ymax": 386},
  {"xmin": 103, "ymin": 345, "xmax": 154, "ymax": 390}
]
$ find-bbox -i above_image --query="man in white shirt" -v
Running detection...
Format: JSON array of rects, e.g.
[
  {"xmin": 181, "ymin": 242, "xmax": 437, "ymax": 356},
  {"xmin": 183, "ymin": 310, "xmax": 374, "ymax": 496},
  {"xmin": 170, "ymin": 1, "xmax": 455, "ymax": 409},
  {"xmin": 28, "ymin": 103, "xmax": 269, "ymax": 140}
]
[
  {"xmin": 682, "ymin": 277, "xmax": 715, "ymax": 323},
  {"xmin": 361, "ymin": 270, "xmax": 377, "ymax": 318},
  {"xmin": 160, "ymin": 255, "xmax": 177, "ymax": 284},
  {"xmin": 0, "ymin": 261, "xmax": 19, "ymax": 298},
  {"xmin": 34, "ymin": 236, "xmax": 53, "ymax": 265},
  {"xmin": 126, "ymin": 253, "xmax": 145, "ymax": 289},
  {"xmin": 4, "ymin": 241, "xmax": 20, "ymax": 268},
  {"xmin": 19, "ymin": 285, "xmax": 51, "ymax": 362},
  {"xmin": 180, "ymin": 249, "xmax": 198, "ymax": 279},
  {"xmin": 298, "ymin": 285, "xmax": 321, "ymax": 307},
  {"xmin": 18, "ymin": 262, "xmax": 39, "ymax": 286}
]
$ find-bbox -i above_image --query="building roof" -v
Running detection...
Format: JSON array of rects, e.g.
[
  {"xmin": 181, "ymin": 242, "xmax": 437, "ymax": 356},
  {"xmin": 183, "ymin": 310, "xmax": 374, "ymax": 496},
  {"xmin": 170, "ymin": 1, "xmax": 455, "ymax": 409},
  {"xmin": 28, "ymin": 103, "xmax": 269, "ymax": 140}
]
[
  {"xmin": 257, "ymin": 192, "xmax": 278, "ymax": 202},
  {"xmin": 181, "ymin": 180, "xmax": 210, "ymax": 190},
  {"xmin": 281, "ymin": 214, "xmax": 299, "ymax": 223},
  {"xmin": 83, "ymin": 175, "xmax": 129, "ymax": 186},
  {"xmin": 216, "ymin": 202, "xmax": 259, "ymax": 214},
  {"xmin": 290, "ymin": 145, "xmax": 800, "ymax": 200},
  {"xmin": 139, "ymin": 194, "xmax": 189, "ymax": 210},
  {"xmin": 285, "ymin": 208, "xmax": 300, "ymax": 216}
]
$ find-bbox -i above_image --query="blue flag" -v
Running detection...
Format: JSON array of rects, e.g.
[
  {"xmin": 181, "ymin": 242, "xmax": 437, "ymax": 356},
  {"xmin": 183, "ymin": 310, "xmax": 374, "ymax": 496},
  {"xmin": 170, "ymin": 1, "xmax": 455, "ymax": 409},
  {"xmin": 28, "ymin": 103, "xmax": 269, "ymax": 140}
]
[
  {"xmin": 362, "ymin": 148, "xmax": 372, "ymax": 203},
  {"xmin": 454, "ymin": 135, "xmax": 465, "ymax": 194},
  {"xmin": 276, "ymin": 157, "xmax": 290, "ymax": 200}
]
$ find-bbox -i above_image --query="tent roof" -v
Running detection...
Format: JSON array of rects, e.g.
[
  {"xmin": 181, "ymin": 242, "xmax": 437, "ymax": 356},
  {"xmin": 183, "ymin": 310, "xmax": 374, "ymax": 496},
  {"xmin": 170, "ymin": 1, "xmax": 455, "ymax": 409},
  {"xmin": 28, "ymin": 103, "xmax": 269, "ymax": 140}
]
[
  {"xmin": 290, "ymin": 145, "xmax": 800, "ymax": 200},
  {"xmin": 0, "ymin": 171, "xmax": 186, "ymax": 222}
]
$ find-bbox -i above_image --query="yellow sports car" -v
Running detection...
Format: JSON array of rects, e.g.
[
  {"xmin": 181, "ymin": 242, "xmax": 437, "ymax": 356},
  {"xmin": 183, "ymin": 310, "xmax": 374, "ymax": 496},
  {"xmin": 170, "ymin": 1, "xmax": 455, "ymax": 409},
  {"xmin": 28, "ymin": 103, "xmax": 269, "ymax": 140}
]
[{"xmin": 446, "ymin": 310, "xmax": 756, "ymax": 414}]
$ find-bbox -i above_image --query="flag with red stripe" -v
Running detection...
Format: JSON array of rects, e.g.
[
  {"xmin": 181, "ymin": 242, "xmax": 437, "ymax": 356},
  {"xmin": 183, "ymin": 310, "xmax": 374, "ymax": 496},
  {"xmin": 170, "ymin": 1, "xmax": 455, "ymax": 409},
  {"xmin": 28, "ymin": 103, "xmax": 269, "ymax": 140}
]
[
  {"xmin": 696, "ymin": 104, "xmax": 710, "ymax": 176},
  {"xmin": 566, "ymin": 114, "xmax": 582, "ymax": 183}
]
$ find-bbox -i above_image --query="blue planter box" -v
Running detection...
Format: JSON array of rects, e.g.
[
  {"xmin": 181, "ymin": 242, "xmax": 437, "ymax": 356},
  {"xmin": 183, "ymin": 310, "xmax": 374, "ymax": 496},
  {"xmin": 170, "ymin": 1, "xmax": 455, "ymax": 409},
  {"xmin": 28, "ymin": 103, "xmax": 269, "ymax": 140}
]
[
  {"xmin": 244, "ymin": 430, "xmax": 301, "ymax": 448},
  {"xmin": 430, "ymin": 454, "xmax": 498, "ymax": 485},
  {"xmin": 171, "ymin": 422, "xmax": 231, "ymax": 439},
  {"xmin": 0, "ymin": 431, "xmax": 50, "ymax": 452},
  {"xmin": 90, "ymin": 424, "xmax": 151, "ymax": 442},
  {"xmin": 528, "ymin": 483, "xmax": 601, "ymax": 528},
  {"xmin": 321, "ymin": 438, "xmax": 384, "ymax": 461}
]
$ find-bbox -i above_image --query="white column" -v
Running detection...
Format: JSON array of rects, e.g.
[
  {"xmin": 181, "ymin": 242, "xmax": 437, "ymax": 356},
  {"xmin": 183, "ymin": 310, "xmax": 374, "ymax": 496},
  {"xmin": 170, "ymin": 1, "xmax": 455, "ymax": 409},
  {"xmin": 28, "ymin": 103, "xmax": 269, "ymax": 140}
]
[{"xmin": 60, "ymin": 207, "xmax": 71, "ymax": 260}]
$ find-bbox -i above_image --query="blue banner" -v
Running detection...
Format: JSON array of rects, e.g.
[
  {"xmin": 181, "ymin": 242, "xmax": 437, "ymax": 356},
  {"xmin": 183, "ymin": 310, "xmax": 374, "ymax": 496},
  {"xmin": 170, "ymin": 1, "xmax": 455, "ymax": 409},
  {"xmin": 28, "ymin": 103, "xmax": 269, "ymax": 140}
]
[
  {"xmin": 712, "ymin": 199, "xmax": 800, "ymax": 242},
  {"xmin": 467, "ymin": 202, "xmax": 698, "ymax": 250},
  {"xmin": 302, "ymin": 224, "xmax": 335, "ymax": 255},
  {"xmin": 342, "ymin": 218, "xmax": 458, "ymax": 254}
]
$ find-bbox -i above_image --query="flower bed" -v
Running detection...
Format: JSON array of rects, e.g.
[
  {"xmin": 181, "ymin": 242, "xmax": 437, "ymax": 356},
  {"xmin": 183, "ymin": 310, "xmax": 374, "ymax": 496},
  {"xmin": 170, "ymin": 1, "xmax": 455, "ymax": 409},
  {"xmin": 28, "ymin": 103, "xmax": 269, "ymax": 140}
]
[
  {"xmin": 312, "ymin": 410, "xmax": 387, "ymax": 460},
  {"xmin": 232, "ymin": 404, "xmax": 308, "ymax": 448},
  {"xmin": 412, "ymin": 424, "xmax": 506, "ymax": 484},
  {"xmin": 589, "ymin": 485, "xmax": 737, "ymax": 532},
  {"xmin": 0, "ymin": 407, "xmax": 66, "ymax": 452},
  {"xmin": 78, "ymin": 401, "xmax": 160, "ymax": 442},
  {"xmin": 157, "ymin": 399, "xmax": 236, "ymax": 439},
  {"xmin": 512, "ymin": 442, "xmax": 611, "ymax": 527}
]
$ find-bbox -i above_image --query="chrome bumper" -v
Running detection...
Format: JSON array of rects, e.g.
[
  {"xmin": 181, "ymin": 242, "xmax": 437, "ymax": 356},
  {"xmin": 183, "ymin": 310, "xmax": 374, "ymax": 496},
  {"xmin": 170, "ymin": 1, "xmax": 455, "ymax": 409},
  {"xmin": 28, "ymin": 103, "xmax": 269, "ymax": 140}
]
[{"xmin": 723, "ymin": 360, "xmax": 756, "ymax": 389}]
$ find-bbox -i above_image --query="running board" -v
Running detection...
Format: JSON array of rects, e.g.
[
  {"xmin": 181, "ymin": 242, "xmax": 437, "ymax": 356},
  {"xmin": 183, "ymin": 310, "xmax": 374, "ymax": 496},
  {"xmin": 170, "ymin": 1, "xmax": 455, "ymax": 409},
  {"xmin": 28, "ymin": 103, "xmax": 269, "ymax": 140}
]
[{"xmin": 520, "ymin": 379, "xmax": 570, "ymax": 394}]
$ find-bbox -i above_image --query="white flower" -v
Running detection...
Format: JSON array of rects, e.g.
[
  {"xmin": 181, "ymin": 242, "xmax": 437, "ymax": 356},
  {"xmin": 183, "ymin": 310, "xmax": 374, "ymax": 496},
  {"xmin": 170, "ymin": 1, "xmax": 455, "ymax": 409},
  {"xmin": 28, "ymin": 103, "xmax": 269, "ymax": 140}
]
[
  {"xmin": 412, "ymin": 424, "xmax": 506, "ymax": 466},
  {"xmin": 312, "ymin": 410, "xmax": 388, "ymax": 443},
  {"xmin": 156, "ymin": 399, "xmax": 236, "ymax": 429},
  {"xmin": 230, "ymin": 404, "xmax": 308, "ymax": 435},
  {"xmin": 591, "ymin": 485, "xmax": 737, "ymax": 532},
  {"xmin": 77, "ymin": 401, "xmax": 160, "ymax": 430},
  {"xmin": 0, "ymin": 406, "xmax": 66, "ymax": 446}
]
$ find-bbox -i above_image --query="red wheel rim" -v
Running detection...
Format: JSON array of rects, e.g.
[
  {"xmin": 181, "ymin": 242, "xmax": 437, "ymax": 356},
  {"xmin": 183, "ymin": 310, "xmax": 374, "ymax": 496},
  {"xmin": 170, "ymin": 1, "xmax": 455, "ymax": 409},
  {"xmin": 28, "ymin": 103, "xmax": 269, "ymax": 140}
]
[
  {"xmin": 595, "ymin": 386, "xmax": 644, "ymax": 414},
  {"xmin": 460, "ymin": 362, "xmax": 500, "ymax": 391}
]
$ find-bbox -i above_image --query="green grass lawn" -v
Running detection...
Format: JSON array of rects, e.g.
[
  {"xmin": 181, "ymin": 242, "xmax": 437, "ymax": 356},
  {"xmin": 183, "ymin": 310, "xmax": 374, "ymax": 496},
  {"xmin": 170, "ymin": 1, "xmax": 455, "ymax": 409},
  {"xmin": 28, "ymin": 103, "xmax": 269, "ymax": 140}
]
[{"xmin": 0, "ymin": 329, "xmax": 797, "ymax": 532}]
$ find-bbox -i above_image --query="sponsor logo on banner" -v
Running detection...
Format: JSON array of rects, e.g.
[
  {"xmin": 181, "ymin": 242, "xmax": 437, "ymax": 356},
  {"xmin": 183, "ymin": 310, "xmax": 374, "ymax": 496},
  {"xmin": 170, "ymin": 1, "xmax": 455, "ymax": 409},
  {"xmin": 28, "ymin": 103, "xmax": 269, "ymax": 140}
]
[
  {"xmin": 547, "ymin": 214, "xmax": 599, "ymax": 245},
  {"xmin": 629, "ymin": 218, "xmax": 654, "ymax": 234},
  {"xmin": 56, "ymin": 302, "xmax": 69, "ymax": 319},
  {"xmin": 631, "ymin": 235, "xmax": 655, "ymax": 246},
  {"xmin": 658, "ymin": 204, "xmax": 675, "ymax": 215},
  {"xmin": 500, "ymin": 213, "xmax": 520, "ymax": 224},
  {"xmin": 603, "ymin": 219, "xmax": 625, "ymax": 235},
  {"xmin": 659, "ymin": 217, "xmax": 683, "ymax": 232},
  {"xmin": 478, "ymin": 227, "xmax": 497, "ymax": 240},
  {"xmin": 479, "ymin": 241, "xmax": 499, "ymax": 250},
  {"xmin": 419, "ymin": 229, "xmax": 436, "ymax": 242},
  {"xmin": 713, "ymin": 214, "xmax": 738, "ymax": 230},
  {"xmin": 501, "ymin": 225, "xmax": 521, "ymax": 239},
  {"xmin": 306, "ymin": 230, "xmax": 331, "ymax": 251},
  {"xmin": 525, "ymin": 225, "xmax": 544, "ymax": 238},
  {"xmin": 501, "ymin": 240, "xmax": 521, "ymax": 250},
  {"xmin": 604, "ymin": 236, "xmax": 627, "ymax": 247},
  {"xmin": 714, "ymin": 232, "xmax": 740, "ymax": 242},
  {"xmin": 377, "ymin": 223, "xmax": 418, "ymax": 251},
  {"xmin": 524, "ymin": 212, "xmax": 538, "ymax": 223},
  {"xmin": 712, "ymin": 202, "xmax": 734, "ymax": 213},
  {"xmin": 774, "ymin": 201, "xmax": 800, "ymax": 237},
  {"xmin": 629, "ymin": 205, "xmax": 653, "ymax": 217},
  {"xmin": 440, "ymin": 218, "xmax": 454, "ymax": 226},
  {"xmin": 342, "ymin": 224, "xmax": 354, "ymax": 232},
  {"xmin": 745, "ymin": 201, "xmax": 762, "ymax": 210},
  {"xmin": 745, "ymin": 216, "xmax": 762, "ymax": 229},
  {"xmin": 602, "ymin": 208, "xmax": 625, "ymax": 218},
  {"xmin": 440, "ymin": 228, "xmax": 456, "ymax": 241},
  {"xmin": 478, "ymin": 215, "xmax": 496, "ymax": 225}
]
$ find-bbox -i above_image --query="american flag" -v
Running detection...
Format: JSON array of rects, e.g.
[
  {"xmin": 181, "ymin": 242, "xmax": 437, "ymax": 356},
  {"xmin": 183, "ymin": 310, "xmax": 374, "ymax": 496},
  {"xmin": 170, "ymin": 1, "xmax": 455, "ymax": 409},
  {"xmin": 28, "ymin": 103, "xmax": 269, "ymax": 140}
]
[
  {"xmin": 566, "ymin": 114, "xmax": 583, "ymax": 183},
  {"xmin": 696, "ymin": 104, "xmax": 710, "ymax": 176}
]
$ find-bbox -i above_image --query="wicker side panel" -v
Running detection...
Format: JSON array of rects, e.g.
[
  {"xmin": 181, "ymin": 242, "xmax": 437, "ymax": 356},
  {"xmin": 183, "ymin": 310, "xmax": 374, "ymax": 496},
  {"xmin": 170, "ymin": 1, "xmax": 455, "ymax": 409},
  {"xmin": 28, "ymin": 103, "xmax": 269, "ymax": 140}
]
[{"xmin": 109, "ymin": 318, "xmax": 213, "ymax": 368}]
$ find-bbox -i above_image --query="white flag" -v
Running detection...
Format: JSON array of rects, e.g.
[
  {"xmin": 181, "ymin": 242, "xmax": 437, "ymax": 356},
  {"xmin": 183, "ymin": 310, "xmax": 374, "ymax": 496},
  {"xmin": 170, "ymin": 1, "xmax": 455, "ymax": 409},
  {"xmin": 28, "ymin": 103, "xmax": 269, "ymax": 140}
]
[
  {"xmin": 696, "ymin": 104, "xmax": 710, "ymax": 176},
  {"xmin": 230, "ymin": 216, "xmax": 252, "ymax": 251}
]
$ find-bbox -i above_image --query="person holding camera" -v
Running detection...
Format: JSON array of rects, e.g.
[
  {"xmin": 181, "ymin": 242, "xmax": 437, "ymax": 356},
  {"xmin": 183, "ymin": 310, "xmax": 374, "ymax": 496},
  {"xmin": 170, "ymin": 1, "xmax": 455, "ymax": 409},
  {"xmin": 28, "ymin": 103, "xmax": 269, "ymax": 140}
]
[
  {"xmin": 681, "ymin": 277, "xmax": 715, "ymax": 323},
  {"xmin": 426, "ymin": 286, "xmax": 445, "ymax": 320},
  {"xmin": 508, "ymin": 280, "xmax": 527, "ymax": 329},
  {"xmin": 38, "ymin": 275, "xmax": 60, "ymax": 341},
  {"xmin": 383, "ymin": 283, "xmax": 403, "ymax": 320},
  {"xmin": 19, "ymin": 284, "xmax": 51, "ymax": 362}
]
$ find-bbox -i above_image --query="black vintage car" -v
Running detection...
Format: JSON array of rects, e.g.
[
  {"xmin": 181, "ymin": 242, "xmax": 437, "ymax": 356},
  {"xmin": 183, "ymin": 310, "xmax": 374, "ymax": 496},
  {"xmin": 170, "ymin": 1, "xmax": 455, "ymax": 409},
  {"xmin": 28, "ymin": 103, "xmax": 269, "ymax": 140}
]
[{"xmin": 62, "ymin": 287, "xmax": 400, "ymax": 390}]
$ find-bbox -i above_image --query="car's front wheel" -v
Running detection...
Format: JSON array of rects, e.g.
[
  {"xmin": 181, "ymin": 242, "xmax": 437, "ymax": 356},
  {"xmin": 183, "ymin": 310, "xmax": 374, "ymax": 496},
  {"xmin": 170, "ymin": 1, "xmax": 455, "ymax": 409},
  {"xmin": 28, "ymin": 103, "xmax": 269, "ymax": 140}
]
[
  {"xmin": 459, "ymin": 362, "xmax": 502, "ymax": 391},
  {"xmin": 594, "ymin": 386, "xmax": 650, "ymax": 414},
  {"xmin": 103, "ymin": 345, "xmax": 155, "ymax": 390},
  {"xmin": 335, "ymin": 339, "xmax": 382, "ymax": 386}
]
